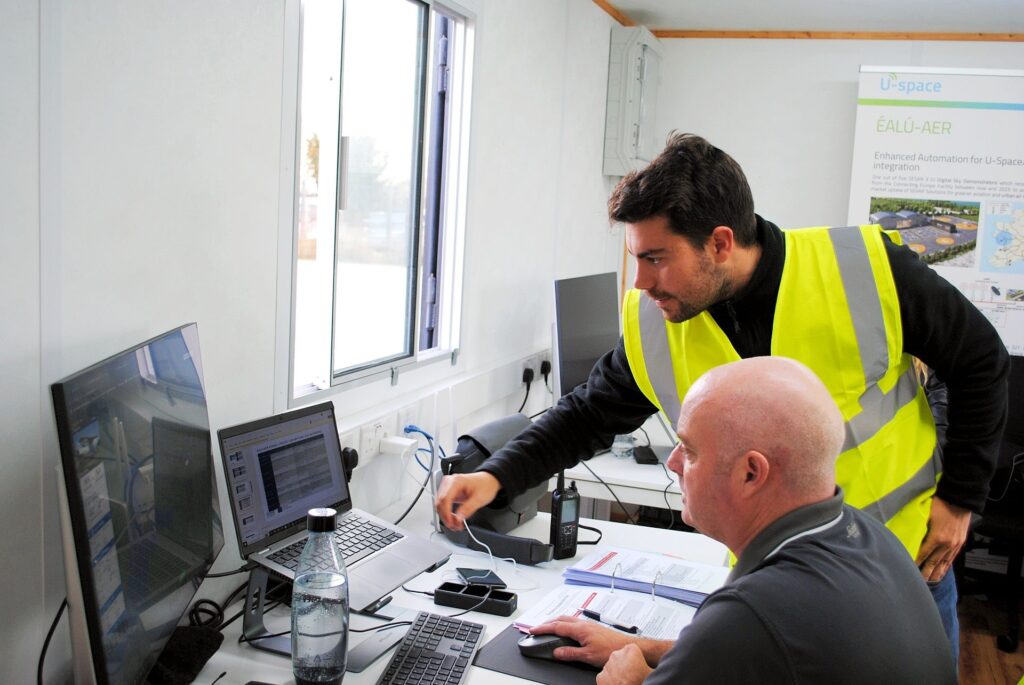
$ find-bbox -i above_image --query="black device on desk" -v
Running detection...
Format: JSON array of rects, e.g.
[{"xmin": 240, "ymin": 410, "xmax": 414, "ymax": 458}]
[
  {"xmin": 455, "ymin": 567, "xmax": 506, "ymax": 588},
  {"xmin": 550, "ymin": 472, "xmax": 579, "ymax": 559},
  {"xmin": 440, "ymin": 414, "xmax": 555, "ymax": 565}
]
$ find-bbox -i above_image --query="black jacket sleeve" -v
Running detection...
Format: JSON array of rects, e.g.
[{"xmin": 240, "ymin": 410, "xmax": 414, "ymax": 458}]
[
  {"xmin": 477, "ymin": 339, "xmax": 657, "ymax": 497},
  {"xmin": 885, "ymin": 238, "xmax": 1010, "ymax": 512}
]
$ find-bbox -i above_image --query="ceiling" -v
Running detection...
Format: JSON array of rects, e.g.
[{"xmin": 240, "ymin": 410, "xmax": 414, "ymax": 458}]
[{"xmin": 604, "ymin": 0, "xmax": 1024, "ymax": 35}]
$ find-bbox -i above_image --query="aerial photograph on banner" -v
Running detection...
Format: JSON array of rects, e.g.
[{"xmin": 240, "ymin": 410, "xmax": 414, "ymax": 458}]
[
  {"xmin": 980, "ymin": 200, "xmax": 1024, "ymax": 274},
  {"xmin": 867, "ymin": 197, "xmax": 979, "ymax": 266}
]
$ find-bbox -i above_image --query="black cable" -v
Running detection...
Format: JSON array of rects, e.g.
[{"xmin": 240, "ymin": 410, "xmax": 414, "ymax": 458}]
[
  {"xmin": 529, "ymin": 407, "xmax": 550, "ymax": 419},
  {"xmin": 660, "ymin": 462, "xmax": 677, "ymax": 530},
  {"xmin": 238, "ymin": 628, "xmax": 290, "ymax": 644},
  {"xmin": 401, "ymin": 584, "xmax": 435, "ymax": 597},
  {"xmin": 517, "ymin": 380, "xmax": 532, "ymax": 413},
  {"xmin": 443, "ymin": 586, "xmax": 494, "ymax": 618},
  {"xmin": 204, "ymin": 561, "xmax": 257, "ymax": 578},
  {"xmin": 988, "ymin": 452, "xmax": 1024, "ymax": 502},
  {"xmin": 189, "ymin": 598, "xmax": 225, "ymax": 627},
  {"xmin": 37, "ymin": 597, "xmax": 67, "ymax": 685},
  {"xmin": 578, "ymin": 523, "xmax": 603, "ymax": 545},
  {"xmin": 350, "ymin": 620, "xmax": 414, "ymax": 633},
  {"xmin": 579, "ymin": 460, "xmax": 638, "ymax": 525},
  {"xmin": 393, "ymin": 433, "xmax": 435, "ymax": 526},
  {"xmin": 637, "ymin": 426, "xmax": 651, "ymax": 447}
]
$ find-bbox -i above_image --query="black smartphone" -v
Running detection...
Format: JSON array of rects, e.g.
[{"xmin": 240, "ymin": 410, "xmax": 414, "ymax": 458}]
[
  {"xmin": 455, "ymin": 567, "xmax": 506, "ymax": 588},
  {"xmin": 633, "ymin": 445, "xmax": 659, "ymax": 465}
]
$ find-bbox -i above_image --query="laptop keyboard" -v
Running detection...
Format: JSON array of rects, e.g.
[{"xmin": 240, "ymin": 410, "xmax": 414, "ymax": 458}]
[
  {"xmin": 377, "ymin": 611, "xmax": 484, "ymax": 685},
  {"xmin": 269, "ymin": 514, "xmax": 404, "ymax": 571}
]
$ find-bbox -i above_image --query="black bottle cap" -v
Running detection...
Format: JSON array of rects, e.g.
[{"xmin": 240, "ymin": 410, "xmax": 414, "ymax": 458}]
[{"xmin": 307, "ymin": 507, "xmax": 337, "ymax": 533}]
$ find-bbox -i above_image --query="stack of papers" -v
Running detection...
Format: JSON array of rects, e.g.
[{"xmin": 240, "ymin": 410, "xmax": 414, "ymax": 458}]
[
  {"xmin": 513, "ymin": 585, "xmax": 696, "ymax": 640},
  {"xmin": 562, "ymin": 547, "xmax": 729, "ymax": 608}
]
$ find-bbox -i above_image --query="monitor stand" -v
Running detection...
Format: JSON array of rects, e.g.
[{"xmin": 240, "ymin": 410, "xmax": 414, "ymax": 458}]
[
  {"xmin": 241, "ymin": 567, "xmax": 291, "ymax": 656},
  {"xmin": 240, "ymin": 567, "xmax": 415, "ymax": 670}
]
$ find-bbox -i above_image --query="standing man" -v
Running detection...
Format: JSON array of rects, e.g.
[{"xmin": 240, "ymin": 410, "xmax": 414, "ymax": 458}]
[
  {"xmin": 529, "ymin": 357, "xmax": 956, "ymax": 684},
  {"xmin": 435, "ymin": 134, "xmax": 1009, "ymax": 657}
]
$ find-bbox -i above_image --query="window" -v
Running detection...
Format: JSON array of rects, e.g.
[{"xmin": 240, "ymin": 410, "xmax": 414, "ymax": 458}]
[{"xmin": 288, "ymin": 0, "xmax": 471, "ymax": 400}]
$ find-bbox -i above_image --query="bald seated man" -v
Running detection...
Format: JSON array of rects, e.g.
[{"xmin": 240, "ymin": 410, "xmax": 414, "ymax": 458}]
[{"xmin": 528, "ymin": 357, "xmax": 956, "ymax": 685}]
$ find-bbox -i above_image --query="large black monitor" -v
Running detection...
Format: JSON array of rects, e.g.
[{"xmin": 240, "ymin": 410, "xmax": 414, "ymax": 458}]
[
  {"xmin": 51, "ymin": 323, "xmax": 223, "ymax": 685},
  {"xmin": 552, "ymin": 272, "xmax": 621, "ymax": 397}
]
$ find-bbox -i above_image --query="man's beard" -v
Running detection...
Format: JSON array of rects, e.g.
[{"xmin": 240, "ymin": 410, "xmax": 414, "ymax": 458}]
[{"xmin": 649, "ymin": 276, "xmax": 731, "ymax": 324}]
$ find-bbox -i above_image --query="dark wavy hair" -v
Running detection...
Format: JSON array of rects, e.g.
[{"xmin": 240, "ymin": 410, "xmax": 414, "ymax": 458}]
[{"xmin": 607, "ymin": 133, "xmax": 757, "ymax": 248}]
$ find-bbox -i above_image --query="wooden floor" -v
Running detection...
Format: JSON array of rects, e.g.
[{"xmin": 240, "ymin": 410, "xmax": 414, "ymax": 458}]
[{"xmin": 958, "ymin": 591, "xmax": 1023, "ymax": 683}]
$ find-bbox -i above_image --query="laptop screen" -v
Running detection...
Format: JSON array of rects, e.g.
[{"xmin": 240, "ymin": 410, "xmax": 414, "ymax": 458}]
[{"xmin": 219, "ymin": 402, "xmax": 351, "ymax": 557}]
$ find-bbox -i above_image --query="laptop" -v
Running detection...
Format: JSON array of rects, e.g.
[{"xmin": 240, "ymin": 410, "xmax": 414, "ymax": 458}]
[
  {"xmin": 217, "ymin": 401, "xmax": 450, "ymax": 611},
  {"xmin": 115, "ymin": 417, "xmax": 215, "ymax": 613}
]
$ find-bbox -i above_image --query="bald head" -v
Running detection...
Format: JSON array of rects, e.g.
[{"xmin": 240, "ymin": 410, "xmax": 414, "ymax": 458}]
[{"xmin": 680, "ymin": 357, "xmax": 845, "ymax": 499}]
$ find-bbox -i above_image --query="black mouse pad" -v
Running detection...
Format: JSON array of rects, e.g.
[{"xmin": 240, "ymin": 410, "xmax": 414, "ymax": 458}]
[{"xmin": 473, "ymin": 625, "xmax": 599, "ymax": 685}]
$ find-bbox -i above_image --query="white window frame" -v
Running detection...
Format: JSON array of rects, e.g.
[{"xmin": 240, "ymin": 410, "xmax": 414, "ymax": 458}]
[{"xmin": 274, "ymin": 0, "xmax": 475, "ymax": 410}]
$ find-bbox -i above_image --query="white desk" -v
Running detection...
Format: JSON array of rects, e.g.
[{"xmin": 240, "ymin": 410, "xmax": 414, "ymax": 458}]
[
  {"xmin": 196, "ymin": 497, "xmax": 726, "ymax": 685},
  {"xmin": 559, "ymin": 449, "xmax": 681, "ymax": 513}
]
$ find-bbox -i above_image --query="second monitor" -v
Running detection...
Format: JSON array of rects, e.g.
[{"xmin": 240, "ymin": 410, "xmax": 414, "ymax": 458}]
[{"xmin": 552, "ymin": 272, "xmax": 621, "ymax": 397}]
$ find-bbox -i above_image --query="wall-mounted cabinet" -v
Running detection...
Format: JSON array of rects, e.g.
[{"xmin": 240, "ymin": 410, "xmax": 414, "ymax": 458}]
[{"xmin": 603, "ymin": 26, "xmax": 663, "ymax": 177}]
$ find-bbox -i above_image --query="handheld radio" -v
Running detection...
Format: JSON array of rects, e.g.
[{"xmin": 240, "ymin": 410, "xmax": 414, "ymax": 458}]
[{"xmin": 549, "ymin": 472, "xmax": 579, "ymax": 559}]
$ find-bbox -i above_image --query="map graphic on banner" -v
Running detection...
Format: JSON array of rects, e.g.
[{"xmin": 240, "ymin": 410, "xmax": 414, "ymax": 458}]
[{"xmin": 847, "ymin": 66, "xmax": 1024, "ymax": 355}]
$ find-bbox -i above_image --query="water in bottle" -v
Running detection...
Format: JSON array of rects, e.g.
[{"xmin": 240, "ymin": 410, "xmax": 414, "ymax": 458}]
[{"xmin": 292, "ymin": 507, "xmax": 349, "ymax": 685}]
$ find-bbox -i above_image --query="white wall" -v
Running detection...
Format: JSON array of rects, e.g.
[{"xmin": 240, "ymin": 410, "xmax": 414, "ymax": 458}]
[
  {"xmin": 655, "ymin": 39, "xmax": 1024, "ymax": 228},
  {"xmin": 1, "ymin": 0, "xmax": 45, "ymax": 678},
  {"xmin": 2, "ymin": 1, "xmax": 620, "ymax": 681}
]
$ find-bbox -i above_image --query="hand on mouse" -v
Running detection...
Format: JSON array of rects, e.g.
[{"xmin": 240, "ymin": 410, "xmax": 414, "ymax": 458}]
[{"xmin": 529, "ymin": 615, "xmax": 636, "ymax": 667}]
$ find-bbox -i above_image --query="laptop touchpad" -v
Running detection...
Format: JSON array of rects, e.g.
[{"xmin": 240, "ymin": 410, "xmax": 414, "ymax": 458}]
[{"xmin": 349, "ymin": 553, "xmax": 420, "ymax": 608}]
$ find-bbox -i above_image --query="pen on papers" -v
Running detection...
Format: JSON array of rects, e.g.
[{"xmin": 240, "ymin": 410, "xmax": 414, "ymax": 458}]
[{"xmin": 580, "ymin": 609, "xmax": 639, "ymax": 634}]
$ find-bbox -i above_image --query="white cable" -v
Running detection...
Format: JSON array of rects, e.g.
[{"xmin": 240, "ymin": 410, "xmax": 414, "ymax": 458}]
[
  {"xmin": 460, "ymin": 520, "xmax": 538, "ymax": 591},
  {"xmin": 987, "ymin": 452, "xmax": 1024, "ymax": 503},
  {"xmin": 461, "ymin": 519, "xmax": 497, "ymax": 569}
]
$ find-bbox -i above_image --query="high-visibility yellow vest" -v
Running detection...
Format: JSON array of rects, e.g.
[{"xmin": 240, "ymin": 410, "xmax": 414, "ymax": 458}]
[{"xmin": 622, "ymin": 225, "xmax": 939, "ymax": 559}]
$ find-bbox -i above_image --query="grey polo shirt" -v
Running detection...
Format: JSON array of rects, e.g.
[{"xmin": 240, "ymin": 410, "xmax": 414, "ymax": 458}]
[{"xmin": 645, "ymin": 489, "xmax": 956, "ymax": 684}]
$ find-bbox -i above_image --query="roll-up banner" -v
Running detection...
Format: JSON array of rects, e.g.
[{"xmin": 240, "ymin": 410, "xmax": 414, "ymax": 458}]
[{"xmin": 847, "ymin": 66, "xmax": 1024, "ymax": 354}]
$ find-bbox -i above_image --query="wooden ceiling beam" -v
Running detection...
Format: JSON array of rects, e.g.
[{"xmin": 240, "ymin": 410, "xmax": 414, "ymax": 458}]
[
  {"xmin": 591, "ymin": 1, "xmax": 1022, "ymax": 41},
  {"xmin": 593, "ymin": 0, "xmax": 635, "ymax": 27},
  {"xmin": 652, "ymin": 29, "xmax": 1024, "ymax": 42}
]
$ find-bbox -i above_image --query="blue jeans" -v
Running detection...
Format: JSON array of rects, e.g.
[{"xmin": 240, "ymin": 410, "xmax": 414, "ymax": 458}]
[{"xmin": 928, "ymin": 570, "xmax": 960, "ymax": 667}]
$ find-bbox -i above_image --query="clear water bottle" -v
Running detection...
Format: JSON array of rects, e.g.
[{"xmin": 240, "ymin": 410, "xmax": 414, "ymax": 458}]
[{"xmin": 292, "ymin": 507, "xmax": 349, "ymax": 685}]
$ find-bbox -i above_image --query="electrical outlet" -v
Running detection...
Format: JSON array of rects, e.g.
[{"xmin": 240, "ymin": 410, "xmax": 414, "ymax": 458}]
[
  {"xmin": 339, "ymin": 429, "xmax": 359, "ymax": 452},
  {"xmin": 519, "ymin": 355, "xmax": 538, "ymax": 384},
  {"xmin": 359, "ymin": 412, "xmax": 399, "ymax": 462},
  {"xmin": 397, "ymin": 403, "xmax": 417, "ymax": 434},
  {"xmin": 360, "ymin": 421, "xmax": 385, "ymax": 461}
]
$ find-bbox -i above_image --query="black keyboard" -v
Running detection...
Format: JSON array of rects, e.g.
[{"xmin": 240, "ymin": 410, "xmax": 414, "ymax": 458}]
[
  {"xmin": 269, "ymin": 514, "xmax": 404, "ymax": 570},
  {"xmin": 376, "ymin": 611, "xmax": 484, "ymax": 685}
]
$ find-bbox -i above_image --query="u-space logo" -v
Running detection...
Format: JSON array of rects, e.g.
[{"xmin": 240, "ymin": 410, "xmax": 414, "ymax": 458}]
[{"xmin": 880, "ymin": 72, "xmax": 943, "ymax": 95}]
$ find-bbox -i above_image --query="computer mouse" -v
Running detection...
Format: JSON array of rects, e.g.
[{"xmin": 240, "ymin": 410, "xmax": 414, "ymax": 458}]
[{"xmin": 517, "ymin": 633, "xmax": 581, "ymax": 660}]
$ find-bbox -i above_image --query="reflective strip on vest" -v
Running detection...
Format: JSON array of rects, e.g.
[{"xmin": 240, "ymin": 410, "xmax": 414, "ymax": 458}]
[
  {"xmin": 829, "ymin": 226, "xmax": 889, "ymax": 385},
  {"xmin": 638, "ymin": 295, "xmax": 682, "ymax": 425}
]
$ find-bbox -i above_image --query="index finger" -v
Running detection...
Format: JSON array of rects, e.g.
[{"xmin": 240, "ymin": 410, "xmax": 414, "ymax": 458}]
[{"xmin": 530, "ymin": 615, "xmax": 582, "ymax": 636}]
